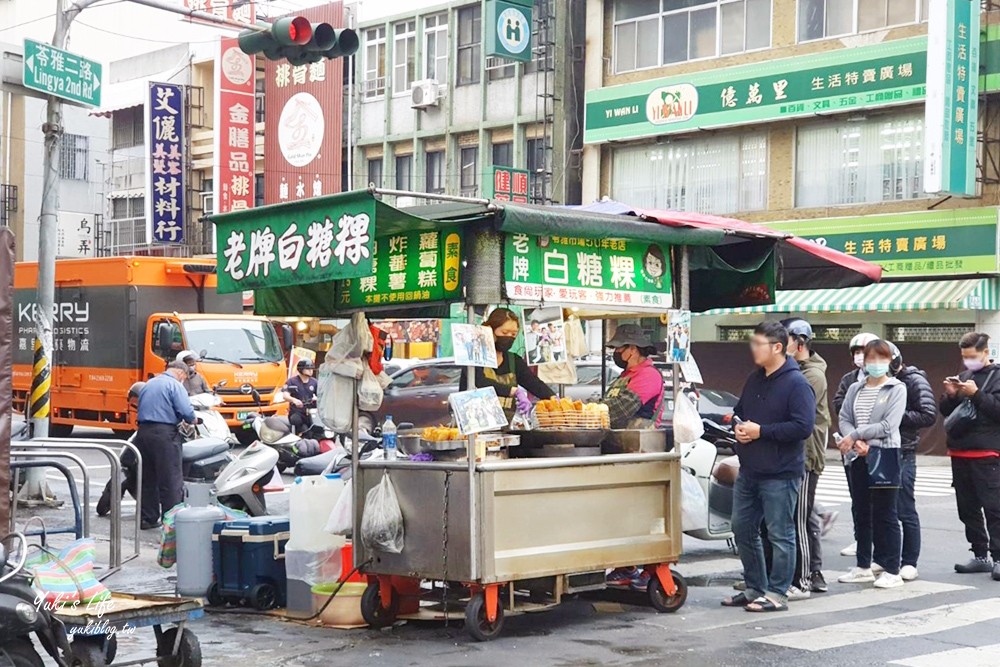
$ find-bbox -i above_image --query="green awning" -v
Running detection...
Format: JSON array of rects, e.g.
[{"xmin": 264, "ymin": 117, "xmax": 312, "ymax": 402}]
[{"xmin": 700, "ymin": 278, "xmax": 1000, "ymax": 315}]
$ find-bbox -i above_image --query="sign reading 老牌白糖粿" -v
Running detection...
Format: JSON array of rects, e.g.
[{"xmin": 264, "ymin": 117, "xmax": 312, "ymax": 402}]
[
  {"xmin": 504, "ymin": 233, "xmax": 672, "ymax": 308},
  {"xmin": 768, "ymin": 207, "xmax": 1000, "ymax": 278},
  {"xmin": 22, "ymin": 38, "xmax": 102, "ymax": 107},
  {"xmin": 213, "ymin": 191, "xmax": 375, "ymax": 294},
  {"xmin": 485, "ymin": 0, "xmax": 533, "ymax": 63},
  {"xmin": 337, "ymin": 228, "xmax": 462, "ymax": 308},
  {"xmin": 585, "ymin": 37, "xmax": 927, "ymax": 143}
]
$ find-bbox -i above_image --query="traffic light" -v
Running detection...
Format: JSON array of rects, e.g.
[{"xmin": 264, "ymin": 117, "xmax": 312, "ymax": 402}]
[{"xmin": 238, "ymin": 18, "xmax": 359, "ymax": 65}]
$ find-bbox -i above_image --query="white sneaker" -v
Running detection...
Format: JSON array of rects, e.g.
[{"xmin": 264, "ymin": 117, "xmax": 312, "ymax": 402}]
[
  {"xmin": 840, "ymin": 542, "xmax": 858, "ymax": 557},
  {"xmin": 874, "ymin": 572, "xmax": 905, "ymax": 589},
  {"xmin": 899, "ymin": 565, "xmax": 919, "ymax": 581},
  {"xmin": 786, "ymin": 585, "xmax": 811, "ymax": 601},
  {"xmin": 872, "ymin": 562, "xmax": 885, "ymax": 574},
  {"xmin": 838, "ymin": 567, "xmax": 875, "ymax": 584}
]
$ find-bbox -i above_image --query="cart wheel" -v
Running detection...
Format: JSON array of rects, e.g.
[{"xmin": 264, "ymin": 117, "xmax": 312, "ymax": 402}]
[
  {"xmin": 2, "ymin": 638, "xmax": 44, "ymax": 667},
  {"xmin": 249, "ymin": 583, "xmax": 277, "ymax": 610},
  {"xmin": 206, "ymin": 582, "xmax": 224, "ymax": 607},
  {"xmin": 70, "ymin": 637, "xmax": 108, "ymax": 667},
  {"xmin": 465, "ymin": 592, "xmax": 505, "ymax": 642},
  {"xmin": 360, "ymin": 580, "xmax": 398, "ymax": 628},
  {"xmin": 648, "ymin": 570, "xmax": 687, "ymax": 613},
  {"xmin": 156, "ymin": 627, "xmax": 202, "ymax": 667},
  {"xmin": 105, "ymin": 635, "xmax": 118, "ymax": 664}
]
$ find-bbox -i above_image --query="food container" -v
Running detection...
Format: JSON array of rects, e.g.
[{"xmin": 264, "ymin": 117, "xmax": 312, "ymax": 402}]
[{"xmin": 312, "ymin": 582, "xmax": 366, "ymax": 627}]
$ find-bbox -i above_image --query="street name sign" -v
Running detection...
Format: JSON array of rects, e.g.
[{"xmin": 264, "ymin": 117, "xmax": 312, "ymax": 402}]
[{"xmin": 22, "ymin": 38, "xmax": 101, "ymax": 107}]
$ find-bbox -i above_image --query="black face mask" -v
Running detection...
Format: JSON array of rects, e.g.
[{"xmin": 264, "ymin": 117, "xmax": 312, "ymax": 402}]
[
  {"xmin": 495, "ymin": 336, "xmax": 515, "ymax": 353},
  {"xmin": 613, "ymin": 350, "xmax": 628, "ymax": 369}
]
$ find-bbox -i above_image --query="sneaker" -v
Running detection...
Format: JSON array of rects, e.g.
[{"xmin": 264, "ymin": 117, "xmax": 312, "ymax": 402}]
[
  {"xmin": 786, "ymin": 585, "xmax": 811, "ymax": 601},
  {"xmin": 899, "ymin": 565, "xmax": 919, "ymax": 581},
  {"xmin": 732, "ymin": 580, "xmax": 747, "ymax": 591},
  {"xmin": 872, "ymin": 562, "xmax": 885, "ymax": 575},
  {"xmin": 630, "ymin": 569, "xmax": 651, "ymax": 592},
  {"xmin": 819, "ymin": 510, "xmax": 839, "ymax": 537},
  {"xmin": 810, "ymin": 571, "xmax": 828, "ymax": 593},
  {"xmin": 606, "ymin": 567, "xmax": 638, "ymax": 587},
  {"xmin": 840, "ymin": 542, "xmax": 858, "ymax": 557},
  {"xmin": 874, "ymin": 572, "xmax": 904, "ymax": 589},
  {"xmin": 955, "ymin": 557, "xmax": 993, "ymax": 574},
  {"xmin": 993, "ymin": 561, "xmax": 1000, "ymax": 582},
  {"xmin": 838, "ymin": 567, "xmax": 875, "ymax": 584}
]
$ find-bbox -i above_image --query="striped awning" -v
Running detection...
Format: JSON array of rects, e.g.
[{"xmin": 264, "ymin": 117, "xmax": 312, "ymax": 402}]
[{"xmin": 701, "ymin": 278, "xmax": 1000, "ymax": 315}]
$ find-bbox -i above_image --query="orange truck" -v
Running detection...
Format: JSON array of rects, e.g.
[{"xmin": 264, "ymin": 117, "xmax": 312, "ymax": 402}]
[{"xmin": 13, "ymin": 257, "xmax": 290, "ymax": 437}]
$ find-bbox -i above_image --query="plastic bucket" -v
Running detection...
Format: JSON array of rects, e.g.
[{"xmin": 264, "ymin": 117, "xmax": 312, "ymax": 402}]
[{"xmin": 312, "ymin": 582, "xmax": 366, "ymax": 627}]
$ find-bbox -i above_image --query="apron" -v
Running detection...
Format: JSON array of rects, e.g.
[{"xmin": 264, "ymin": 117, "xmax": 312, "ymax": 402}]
[
  {"xmin": 604, "ymin": 373, "xmax": 665, "ymax": 430},
  {"xmin": 482, "ymin": 362, "xmax": 518, "ymax": 420}
]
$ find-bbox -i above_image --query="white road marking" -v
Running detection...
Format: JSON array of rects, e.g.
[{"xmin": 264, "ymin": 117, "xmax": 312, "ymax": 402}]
[
  {"xmin": 889, "ymin": 644, "xmax": 1000, "ymax": 667},
  {"xmin": 675, "ymin": 558, "xmax": 742, "ymax": 579},
  {"xmin": 752, "ymin": 598, "xmax": 1000, "ymax": 651}
]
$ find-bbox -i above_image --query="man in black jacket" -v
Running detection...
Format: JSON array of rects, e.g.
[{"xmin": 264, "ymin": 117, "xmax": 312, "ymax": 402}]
[{"xmin": 891, "ymin": 345, "xmax": 938, "ymax": 581}]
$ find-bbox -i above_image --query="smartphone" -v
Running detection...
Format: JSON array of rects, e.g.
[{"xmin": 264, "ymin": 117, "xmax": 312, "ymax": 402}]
[
  {"xmin": 946, "ymin": 376, "xmax": 961, "ymax": 383},
  {"xmin": 732, "ymin": 415, "xmax": 745, "ymax": 426}
]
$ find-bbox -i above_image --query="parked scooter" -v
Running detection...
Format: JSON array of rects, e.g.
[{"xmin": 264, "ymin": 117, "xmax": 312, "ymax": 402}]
[
  {"xmin": 679, "ymin": 418, "xmax": 738, "ymax": 544},
  {"xmin": 258, "ymin": 416, "xmax": 334, "ymax": 473}
]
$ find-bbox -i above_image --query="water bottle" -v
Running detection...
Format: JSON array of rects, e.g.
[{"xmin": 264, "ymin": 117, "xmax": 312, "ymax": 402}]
[{"xmin": 383, "ymin": 415, "xmax": 398, "ymax": 461}]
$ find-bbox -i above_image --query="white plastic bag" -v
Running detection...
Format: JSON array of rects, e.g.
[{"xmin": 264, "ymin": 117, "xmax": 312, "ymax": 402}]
[
  {"xmin": 680, "ymin": 470, "xmax": 708, "ymax": 532},
  {"xmin": 325, "ymin": 478, "xmax": 353, "ymax": 537},
  {"xmin": 672, "ymin": 391, "xmax": 704, "ymax": 444},
  {"xmin": 361, "ymin": 473, "xmax": 404, "ymax": 554},
  {"xmin": 358, "ymin": 366, "xmax": 384, "ymax": 412}
]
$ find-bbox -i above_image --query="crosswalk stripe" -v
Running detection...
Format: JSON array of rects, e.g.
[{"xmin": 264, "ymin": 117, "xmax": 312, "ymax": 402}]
[
  {"xmin": 889, "ymin": 644, "xmax": 1000, "ymax": 667},
  {"xmin": 752, "ymin": 598, "xmax": 1000, "ymax": 651},
  {"xmin": 675, "ymin": 558, "xmax": 741, "ymax": 578}
]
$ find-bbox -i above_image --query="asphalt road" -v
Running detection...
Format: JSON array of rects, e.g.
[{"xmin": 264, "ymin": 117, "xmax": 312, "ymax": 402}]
[{"xmin": 14, "ymin": 431, "xmax": 1000, "ymax": 667}]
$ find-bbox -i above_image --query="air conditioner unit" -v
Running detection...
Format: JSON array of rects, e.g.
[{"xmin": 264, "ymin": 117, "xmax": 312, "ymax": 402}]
[{"xmin": 410, "ymin": 80, "xmax": 440, "ymax": 109}]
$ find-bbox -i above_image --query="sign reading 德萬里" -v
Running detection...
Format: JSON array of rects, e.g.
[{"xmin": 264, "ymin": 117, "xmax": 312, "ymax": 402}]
[
  {"xmin": 338, "ymin": 228, "xmax": 462, "ymax": 308},
  {"xmin": 504, "ymin": 233, "xmax": 672, "ymax": 308},
  {"xmin": 146, "ymin": 82, "xmax": 185, "ymax": 244},
  {"xmin": 486, "ymin": 166, "xmax": 530, "ymax": 202},
  {"xmin": 214, "ymin": 191, "xmax": 376, "ymax": 294},
  {"xmin": 215, "ymin": 37, "xmax": 256, "ymax": 216}
]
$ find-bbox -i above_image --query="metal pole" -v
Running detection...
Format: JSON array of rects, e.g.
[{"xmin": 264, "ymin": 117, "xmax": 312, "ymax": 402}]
[
  {"xmin": 465, "ymin": 305, "xmax": 477, "ymax": 580},
  {"xmin": 600, "ymin": 319, "xmax": 607, "ymax": 396},
  {"xmin": 123, "ymin": 0, "xmax": 270, "ymax": 31}
]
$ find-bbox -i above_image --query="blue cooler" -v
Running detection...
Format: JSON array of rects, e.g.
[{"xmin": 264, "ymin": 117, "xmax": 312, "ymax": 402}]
[{"xmin": 210, "ymin": 516, "xmax": 290, "ymax": 610}]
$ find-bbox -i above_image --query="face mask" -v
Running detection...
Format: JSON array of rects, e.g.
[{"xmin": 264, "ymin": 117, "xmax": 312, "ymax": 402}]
[
  {"xmin": 853, "ymin": 352, "xmax": 865, "ymax": 369},
  {"xmin": 187, "ymin": 366, "xmax": 196, "ymax": 376},
  {"xmin": 495, "ymin": 336, "xmax": 515, "ymax": 353},
  {"xmin": 613, "ymin": 350, "xmax": 628, "ymax": 370},
  {"xmin": 964, "ymin": 358, "xmax": 987, "ymax": 372},
  {"xmin": 865, "ymin": 362, "xmax": 889, "ymax": 378}
]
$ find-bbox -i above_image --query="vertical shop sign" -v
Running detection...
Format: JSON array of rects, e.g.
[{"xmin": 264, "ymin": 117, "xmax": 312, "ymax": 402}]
[
  {"xmin": 215, "ymin": 37, "xmax": 256, "ymax": 215},
  {"xmin": 146, "ymin": 82, "xmax": 185, "ymax": 244},
  {"xmin": 924, "ymin": 0, "xmax": 980, "ymax": 196}
]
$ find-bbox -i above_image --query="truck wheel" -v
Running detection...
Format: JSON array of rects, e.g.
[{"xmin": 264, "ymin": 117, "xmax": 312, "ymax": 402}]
[
  {"xmin": 49, "ymin": 424, "xmax": 73, "ymax": 438},
  {"xmin": 465, "ymin": 592, "xmax": 505, "ymax": 642},
  {"xmin": 648, "ymin": 570, "xmax": 687, "ymax": 613},
  {"xmin": 156, "ymin": 627, "xmax": 201, "ymax": 667}
]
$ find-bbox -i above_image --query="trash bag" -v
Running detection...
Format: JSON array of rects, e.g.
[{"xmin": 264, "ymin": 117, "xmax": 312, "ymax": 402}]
[
  {"xmin": 680, "ymin": 470, "xmax": 708, "ymax": 533},
  {"xmin": 358, "ymin": 366, "xmax": 384, "ymax": 412},
  {"xmin": 360, "ymin": 473, "xmax": 404, "ymax": 553},
  {"xmin": 325, "ymin": 478, "xmax": 353, "ymax": 537},
  {"xmin": 672, "ymin": 391, "xmax": 704, "ymax": 444}
]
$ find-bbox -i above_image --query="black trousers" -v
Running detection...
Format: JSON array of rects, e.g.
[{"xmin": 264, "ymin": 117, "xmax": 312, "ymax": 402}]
[
  {"xmin": 136, "ymin": 422, "xmax": 183, "ymax": 525},
  {"xmin": 849, "ymin": 457, "xmax": 901, "ymax": 574},
  {"xmin": 951, "ymin": 455, "xmax": 1000, "ymax": 560},
  {"xmin": 288, "ymin": 411, "xmax": 309, "ymax": 435},
  {"xmin": 794, "ymin": 471, "xmax": 819, "ymax": 588}
]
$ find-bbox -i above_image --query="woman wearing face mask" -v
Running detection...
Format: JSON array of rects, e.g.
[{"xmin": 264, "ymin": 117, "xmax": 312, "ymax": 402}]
[
  {"xmin": 836, "ymin": 339, "xmax": 907, "ymax": 589},
  {"xmin": 600, "ymin": 324, "xmax": 665, "ymax": 430},
  {"xmin": 460, "ymin": 308, "xmax": 555, "ymax": 419}
]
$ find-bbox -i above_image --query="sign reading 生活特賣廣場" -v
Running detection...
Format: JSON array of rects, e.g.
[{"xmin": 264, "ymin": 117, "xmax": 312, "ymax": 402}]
[{"xmin": 146, "ymin": 82, "xmax": 185, "ymax": 244}]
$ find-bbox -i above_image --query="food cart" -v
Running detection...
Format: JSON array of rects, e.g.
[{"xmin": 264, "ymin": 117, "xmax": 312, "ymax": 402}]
[{"xmin": 208, "ymin": 188, "xmax": 880, "ymax": 641}]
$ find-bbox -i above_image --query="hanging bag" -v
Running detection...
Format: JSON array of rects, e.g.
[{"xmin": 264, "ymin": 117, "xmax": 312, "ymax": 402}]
[{"xmin": 944, "ymin": 368, "xmax": 997, "ymax": 438}]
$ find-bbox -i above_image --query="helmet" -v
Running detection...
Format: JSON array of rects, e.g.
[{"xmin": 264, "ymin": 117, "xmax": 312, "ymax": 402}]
[
  {"xmin": 127, "ymin": 381, "xmax": 146, "ymax": 408},
  {"xmin": 849, "ymin": 333, "xmax": 880, "ymax": 351},
  {"xmin": 259, "ymin": 416, "xmax": 293, "ymax": 445},
  {"xmin": 178, "ymin": 350, "xmax": 199, "ymax": 364},
  {"xmin": 886, "ymin": 341, "xmax": 903, "ymax": 375},
  {"xmin": 297, "ymin": 359, "xmax": 315, "ymax": 372},
  {"xmin": 780, "ymin": 318, "xmax": 813, "ymax": 341}
]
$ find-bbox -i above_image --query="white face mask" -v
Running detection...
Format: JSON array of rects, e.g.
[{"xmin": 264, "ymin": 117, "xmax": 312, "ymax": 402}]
[{"xmin": 853, "ymin": 352, "xmax": 864, "ymax": 368}]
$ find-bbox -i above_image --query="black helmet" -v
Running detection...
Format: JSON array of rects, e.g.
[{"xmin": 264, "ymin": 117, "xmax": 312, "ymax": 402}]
[{"xmin": 297, "ymin": 359, "xmax": 315, "ymax": 372}]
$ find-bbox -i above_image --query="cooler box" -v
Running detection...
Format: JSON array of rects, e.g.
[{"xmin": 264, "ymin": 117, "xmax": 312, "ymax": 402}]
[{"xmin": 211, "ymin": 516, "xmax": 290, "ymax": 610}]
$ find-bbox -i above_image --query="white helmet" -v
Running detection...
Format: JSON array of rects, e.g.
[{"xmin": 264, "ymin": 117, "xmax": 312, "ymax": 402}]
[
  {"xmin": 849, "ymin": 333, "xmax": 879, "ymax": 352},
  {"xmin": 177, "ymin": 350, "xmax": 199, "ymax": 364}
]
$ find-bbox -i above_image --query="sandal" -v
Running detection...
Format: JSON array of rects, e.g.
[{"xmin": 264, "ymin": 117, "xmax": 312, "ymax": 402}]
[
  {"xmin": 721, "ymin": 592, "xmax": 752, "ymax": 607},
  {"xmin": 745, "ymin": 596, "xmax": 788, "ymax": 613}
]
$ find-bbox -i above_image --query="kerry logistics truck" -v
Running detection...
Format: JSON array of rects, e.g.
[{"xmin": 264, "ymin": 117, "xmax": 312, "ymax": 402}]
[{"xmin": 12, "ymin": 257, "xmax": 289, "ymax": 437}]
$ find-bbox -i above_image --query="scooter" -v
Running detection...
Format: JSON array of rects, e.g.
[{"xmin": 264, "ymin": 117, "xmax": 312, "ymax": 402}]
[
  {"xmin": 679, "ymin": 418, "xmax": 738, "ymax": 544},
  {"xmin": 213, "ymin": 423, "xmax": 280, "ymax": 517},
  {"xmin": 258, "ymin": 415, "xmax": 334, "ymax": 473},
  {"xmin": 292, "ymin": 428, "xmax": 384, "ymax": 478}
]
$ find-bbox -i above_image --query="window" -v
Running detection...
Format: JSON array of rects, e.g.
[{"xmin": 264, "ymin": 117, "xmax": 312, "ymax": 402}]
[
  {"xmin": 255, "ymin": 76, "xmax": 265, "ymax": 123},
  {"xmin": 111, "ymin": 196, "xmax": 144, "ymax": 220},
  {"xmin": 492, "ymin": 142, "xmax": 513, "ymax": 167},
  {"xmin": 889, "ymin": 325, "xmax": 974, "ymax": 343},
  {"xmin": 395, "ymin": 155, "xmax": 412, "ymax": 191},
  {"xmin": 367, "ymin": 158, "xmax": 383, "ymax": 188},
  {"xmin": 798, "ymin": 0, "xmax": 927, "ymax": 42},
  {"xmin": 393, "ymin": 21, "xmax": 416, "ymax": 94},
  {"xmin": 526, "ymin": 137, "xmax": 548, "ymax": 200},
  {"xmin": 460, "ymin": 147, "xmax": 479, "ymax": 196},
  {"xmin": 60, "ymin": 134, "xmax": 89, "ymax": 180},
  {"xmin": 611, "ymin": 133, "xmax": 768, "ymax": 214},
  {"xmin": 425, "ymin": 151, "xmax": 445, "ymax": 194},
  {"xmin": 424, "ymin": 14, "xmax": 449, "ymax": 82},
  {"xmin": 112, "ymin": 107, "xmax": 144, "ymax": 149},
  {"xmin": 613, "ymin": 0, "xmax": 771, "ymax": 73},
  {"xmin": 487, "ymin": 56, "xmax": 516, "ymax": 81},
  {"xmin": 254, "ymin": 175, "xmax": 264, "ymax": 208},
  {"xmin": 363, "ymin": 27, "xmax": 387, "ymax": 98},
  {"xmin": 795, "ymin": 113, "xmax": 924, "ymax": 208},
  {"xmin": 457, "ymin": 5, "xmax": 482, "ymax": 86},
  {"xmin": 525, "ymin": 0, "xmax": 555, "ymax": 74}
]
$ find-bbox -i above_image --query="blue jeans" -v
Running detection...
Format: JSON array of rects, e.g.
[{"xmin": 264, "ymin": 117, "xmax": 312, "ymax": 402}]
[
  {"xmin": 733, "ymin": 474, "xmax": 801, "ymax": 602},
  {"xmin": 897, "ymin": 450, "xmax": 920, "ymax": 568}
]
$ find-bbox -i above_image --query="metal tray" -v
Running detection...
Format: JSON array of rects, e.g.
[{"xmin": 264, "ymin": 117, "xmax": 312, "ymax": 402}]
[{"xmin": 509, "ymin": 429, "xmax": 608, "ymax": 448}]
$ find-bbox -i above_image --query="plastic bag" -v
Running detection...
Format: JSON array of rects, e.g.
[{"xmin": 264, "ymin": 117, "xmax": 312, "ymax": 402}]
[
  {"xmin": 326, "ymin": 312, "xmax": 372, "ymax": 366},
  {"xmin": 361, "ymin": 473, "xmax": 404, "ymax": 553},
  {"xmin": 680, "ymin": 470, "xmax": 708, "ymax": 532},
  {"xmin": 672, "ymin": 391, "xmax": 704, "ymax": 444},
  {"xmin": 319, "ymin": 368, "xmax": 358, "ymax": 433},
  {"xmin": 325, "ymin": 478, "xmax": 353, "ymax": 537},
  {"xmin": 358, "ymin": 366, "xmax": 384, "ymax": 412}
]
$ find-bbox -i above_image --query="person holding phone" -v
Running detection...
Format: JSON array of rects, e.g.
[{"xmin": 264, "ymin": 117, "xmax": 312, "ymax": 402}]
[{"xmin": 940, "ymin": 332, "xmax": 1000, "ymax": 580}]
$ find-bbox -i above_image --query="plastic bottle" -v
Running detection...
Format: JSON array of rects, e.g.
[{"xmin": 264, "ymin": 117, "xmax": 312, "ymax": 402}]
[{"xmin": 383, "ymin": 415, "xmax": 398, "ymax": 460}]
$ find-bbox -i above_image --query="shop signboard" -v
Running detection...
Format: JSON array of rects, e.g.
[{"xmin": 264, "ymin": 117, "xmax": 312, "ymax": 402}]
[
  {"xmin": 486, "ymin": 166, "xmax": 529, "ymax": 202},
  {"xmin": 503, "ymin": 232, "xmax": 672, "ymax": 308},
  {"xmin": 337, "ymin": 228, "xmax": 462, "ymax": 307},
  {"xmin": 768, "ymin": 208, "xmax": 1000, "ymax": 279},
  {"xmin": 214, "ymin": 191, "xmax": 375, "ymax": 294},
  {"xmin": 485, "ymin": 0, "xmax": 533, "ymax": 63},
  {"xmin": 214, "ymin": 37, "xmax": 256, "ymax": 215},
  {"xmin": 145, "ymin": 82, "xmax": 185, "ymax": 244}
]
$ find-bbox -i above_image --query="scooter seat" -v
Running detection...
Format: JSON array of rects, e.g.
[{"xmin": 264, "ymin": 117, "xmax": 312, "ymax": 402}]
[{"xmin": 182, "ymin": 438, "xmax": 230, "ymax": 462}]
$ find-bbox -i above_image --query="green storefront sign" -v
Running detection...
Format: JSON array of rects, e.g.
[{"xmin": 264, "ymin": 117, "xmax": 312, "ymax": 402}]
[
  {"xmin": 484, "ymin": 165, "xmax": 530, "ymax": 201},
  {"xmin": 485, "ymin": 0, "xmax": 533, "ymax": 63},
  {"xmin": 338, "ymin": 228, "xmax": 463, "ymax": 307},
  {"xmin": 504, "ymin": 232, "xmax": 672, "ymax": 308},
  {"xmin": 768, "ymin": 208, "xmax": 1000, "ymax": 279},
  {"xmin": 214, "ymin": 191, "xmax": 375, "ymax": 294}
]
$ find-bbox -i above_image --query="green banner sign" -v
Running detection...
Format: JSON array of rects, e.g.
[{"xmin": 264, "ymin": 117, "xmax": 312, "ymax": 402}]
[
  {"xmin": 214, "ymin": 190, "xmax": 375, "ymax": 294},
  {"xmin": 768, "ymin": 208, "xmax": 1000, "ymax": 279},
  {"xmin": 585, "ymin": 37, "xmax": 927, "ymax": 144},
  {"xmin": 504, "ymin": 232, "xmax": 672, "ymax": 309},
  {"xmin": 485, "ymin": 165, "xmax": 530, "ymax": 201},
  {"xmin": 485, "ymin": 0, "xmax": 533, "ymax": 63},
  {"xmin": 337, "ymin": 228, "xmax": 463, "ymax": 308}
]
